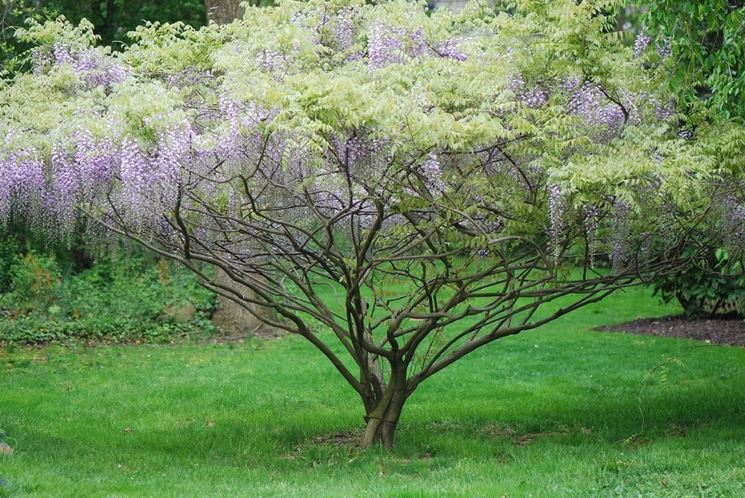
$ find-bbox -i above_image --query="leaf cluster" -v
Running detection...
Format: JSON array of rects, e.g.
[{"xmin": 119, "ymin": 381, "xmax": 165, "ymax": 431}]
[{"xmin": 645, "ymin": 0, "xmax": 745, "ymax": 119}]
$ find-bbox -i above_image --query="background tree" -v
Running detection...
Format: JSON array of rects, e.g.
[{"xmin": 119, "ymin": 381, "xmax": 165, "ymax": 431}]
[
  {"xmin": 47, "ymin": 0, "xmax": 206, "ymax": 46},
  {"xmin": 639, "ymin": 1, "xmax": 745, "ymax": 316},
  {"xmin": 204, "ymin": 0, "xmax": 242, "ymax": 24},
  {"xmin": 0, "ymin": 0, "xmax": 56, "ymax": 73},
  {"xmin": 2, "ymin": 0, "xmax": 742, "ymax": 449},
  {"xmin": 644, "ymin": 0, "xmax": 745, "ymax": 119},
  {"xmin": 205, "ymin": 0, "xmax": 275, "ymax": 24}
]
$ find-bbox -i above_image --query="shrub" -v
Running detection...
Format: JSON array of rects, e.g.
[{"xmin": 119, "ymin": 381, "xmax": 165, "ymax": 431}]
[{"xmin": 652, "ymin": 247, "xmax": 745, "ymax": 318}]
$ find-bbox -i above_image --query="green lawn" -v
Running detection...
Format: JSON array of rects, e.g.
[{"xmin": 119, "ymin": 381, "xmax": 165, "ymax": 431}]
[{"xmin": 2, "ymin": 287, "xmax": 745, "ymax": 497}]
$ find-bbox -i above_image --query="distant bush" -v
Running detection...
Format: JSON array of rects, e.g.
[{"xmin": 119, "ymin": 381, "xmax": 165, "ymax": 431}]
[
  {"xmin": 651, "ymin": 247, "xmax": 745, "ymax": 318},
  {"xmin": 0, "ymin": 248, "xmax": 217, "ymax": 345}
]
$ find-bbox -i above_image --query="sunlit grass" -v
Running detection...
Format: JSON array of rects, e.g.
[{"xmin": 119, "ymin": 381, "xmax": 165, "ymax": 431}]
[{"xmin": 2, "ymin": 286, "xmax": 745, "ymax": 497}]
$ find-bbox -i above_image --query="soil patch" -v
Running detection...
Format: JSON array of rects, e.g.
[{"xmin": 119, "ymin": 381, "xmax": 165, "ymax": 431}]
[
  {"xmin": 309, "ymin": 430, "xmax": 362, "ymax": 448},
  {"xmin": 596, "ymin": 315, "xmax": 745, "ymax": 347}
]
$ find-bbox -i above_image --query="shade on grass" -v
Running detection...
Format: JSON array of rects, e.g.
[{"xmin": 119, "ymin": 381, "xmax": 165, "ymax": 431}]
[{"xmin": 1, "ymin": 287, "xmax": 745, "ymax": 497}]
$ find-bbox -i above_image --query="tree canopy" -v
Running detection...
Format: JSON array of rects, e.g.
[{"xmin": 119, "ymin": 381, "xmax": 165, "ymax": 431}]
[{"xmin": 1, "ymin": 0, "xmax": 744, "ymax": 448}]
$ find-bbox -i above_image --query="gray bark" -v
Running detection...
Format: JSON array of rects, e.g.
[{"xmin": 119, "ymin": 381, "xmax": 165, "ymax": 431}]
[
  {"xmin": 205, "ymin": 0, "xmax": 244, "ymax": 24},
  {"xmin": 210, "ymin": 268, "xmax": 270, "ymax": 336}
]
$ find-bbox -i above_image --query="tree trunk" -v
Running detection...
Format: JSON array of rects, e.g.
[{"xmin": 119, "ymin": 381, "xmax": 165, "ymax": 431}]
[
  {"xmin": 204, "ymin": 0, "xmax": 244, "ymax": 24},
  {"xmin": 203, "ymin": 0, "xmax": 267, "ymax": 336},
  {"xmin": 361, "ymin": 364, "xmax": 410, "ymax": 450},
  {"xmin": 210, "ymin": 267, "xmax": 272, "ymax": 336}
]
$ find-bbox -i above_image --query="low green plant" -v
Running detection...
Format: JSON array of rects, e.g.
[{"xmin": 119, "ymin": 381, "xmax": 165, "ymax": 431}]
[
  {"xmin": 0, "ymin": 237, "xmax": 21, "ymax": 293},
  {"xmin": 1, "ymin": 252, "xmax": 61, "ymax": 314},
  {"xmin": 0, "ymin": 250, "xmax": 217, "ymax": 345}
]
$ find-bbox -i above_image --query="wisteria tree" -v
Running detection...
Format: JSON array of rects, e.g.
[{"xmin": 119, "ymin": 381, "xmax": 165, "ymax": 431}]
[{"xmin": 1, "ymin": 0, "xmax": 743, "ymax": 449}]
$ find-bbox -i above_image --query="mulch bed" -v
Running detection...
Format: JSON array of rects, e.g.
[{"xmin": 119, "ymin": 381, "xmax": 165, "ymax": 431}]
[{"xmin": 595, "ymin": 315, "xmax": 745, "ymax": 347}]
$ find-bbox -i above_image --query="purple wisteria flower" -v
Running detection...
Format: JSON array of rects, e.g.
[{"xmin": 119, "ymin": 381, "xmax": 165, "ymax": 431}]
[
  {"xmin": 611, "ymin": 199, "xmax": 631, "ymax": 273},
  {"xmin": 548, "ymin": 184, "xmax": 565, "ymax": 259},
  {"xmin": 50, "ymin": 145, "xmax": 82, "ymax": 233},
  {"xmin": 583, "ymin": 204, "xmax": 600, "ymax": 267},
  {"xmin": 45, "ymin": 44, "xmax": 130, "ymax": 90},
  {"xmin": 335, "ymin": 9, "xmax": 356, "ymax": 50},
  {"xmin": 567, "ymin": 82, "xmax": 627, "ymax": 132},
  {"xmin": 633, "ymin": 32, "xmax": 651, "ymax": 58},
  {"xmin": 657, "ymin": 40, "xmax": 672, "ymax": 58},
  {"xmin": 438, "ymin": 39, "xmax": 467, "ymax": 62},
  {"xmin": 0, "ymin": 145, "xmax": 46, "ymax": 225},
  {"xmin": 510, "ymin": 74, "xmax": 549, "ymax": 108},
  {"xmin": 368, "ymin": 22, "xmax": 406, "ymax": 68},
  {"xmin": 421, "ymin": 153, "xmax": 445, "ymax": 193}
]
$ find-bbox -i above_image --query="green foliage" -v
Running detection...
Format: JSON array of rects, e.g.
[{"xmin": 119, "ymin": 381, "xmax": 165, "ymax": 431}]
[
  {"xmin": 0, "ymin": 250, "xmax": 217, "ymax": 345},
  {"xmin": 652, "ymin": 246, "xmax": 745, "ymax": 318},
  {"xmin": 26, "ymin": 0, "xmax": 206, "ymax": 47},
  {"xmin": 0, "ymin": 237, "xmax": 21, "ymax": 292},
  {"xmin": 644, "ymin": 0, "xmax": 745, "ymax": 119},
  {"xmin": 0, "ymin": 0, "xmax": 206, "ymax": 75},
  {"xmin": 0, "ymin": 0, "xmax": 57, "ymax": 73},
  {"xmin": 1, "ymin": 252, "xmax": 62, "ymax": 313}
]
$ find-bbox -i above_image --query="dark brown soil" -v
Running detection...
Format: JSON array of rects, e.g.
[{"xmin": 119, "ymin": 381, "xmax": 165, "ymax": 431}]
[{"xmin": 596, "ymin": 315, "xmax": 745, "ymax": 347}]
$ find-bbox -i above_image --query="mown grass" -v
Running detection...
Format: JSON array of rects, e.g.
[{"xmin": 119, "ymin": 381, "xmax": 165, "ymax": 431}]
[{"xmin": 2, "ymin": 287, "xmax": 745, "ymax": 497}]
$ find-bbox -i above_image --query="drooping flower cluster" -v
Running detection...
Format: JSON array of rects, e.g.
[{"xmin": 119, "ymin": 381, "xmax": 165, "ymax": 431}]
[
  {"xmin": 583, "ymin": 204, "xmax": 600, "ymax": 268},
  {"xmin": 547, "ymin": 184, "xmax": 565, "ymax": 259},
  {"xmin": 509, "ymin": 74, "xmax": 549, "ymax": 108},
  {"xmin": 0, "ymin": 133, "xmax": 46, "ymax": 225},
  {"xmin": 73, "ymin": 127, "xmax": 116, "ymax": 190},
  {"xmin": 633, "ymin": 32, "xmax": 651, "ymax": 58},
  {"xmin": 611, "ymin": 200, "xmax": 632, "ymax": 274},
  {"xmin": 510, "ymin": 75, "xmax": 548, "ymax": 108},
  {"xmin": 567, "ymin": 82, "xmax": 627, "ymax": 131},
  {"xmin": 657, "ymin": 40, "xmax": 672, "ymax": 59},
  {"xmin": 334, "ymin": 8, "xmax": 356, "ymax": 51},
  {"xmin": 421, "ymin": 153, "xmax": 445, "ymax": 193},
  {"xmin": 367, "ymin": 20, "xmax": 468, "ymax": 69},
  {"xmin": 367, "ymin": 22, "xmax": 407, "ymax": 68},
  {"xmin": 115, "ymin": 123, "xmax": 197, "ymax": 228},
  {"xmin": 40, "ymin": 44, "xmax": 130, "ymax": 90}
]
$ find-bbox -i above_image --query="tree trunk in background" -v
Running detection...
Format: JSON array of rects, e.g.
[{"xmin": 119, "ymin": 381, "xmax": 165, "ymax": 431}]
[
  {"xmin": 211, "ymin": 268, "xmax": 277, "ymax": 337},
  {"xmin": 204, "ymin": 1, "xmax": 273, "ymax": 337},
  {"xmin": 204, "ymin": 0, "xmax": 244, "ymax": 24}
]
